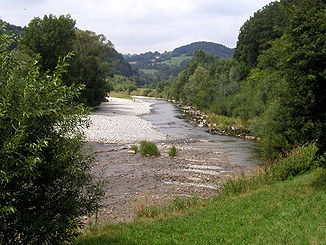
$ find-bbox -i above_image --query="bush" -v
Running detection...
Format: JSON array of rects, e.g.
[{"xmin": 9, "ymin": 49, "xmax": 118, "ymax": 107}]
[
  {"xmin": 140, "ymin": 141, "xmax": 160, "ymax": 156},
  {"xmin": 0, "ymin": 34, "xmax": 103, "ymax": 244},
  {"xmin": 168, "ymin": 146, "xmax": 177, "ymax": 157}
]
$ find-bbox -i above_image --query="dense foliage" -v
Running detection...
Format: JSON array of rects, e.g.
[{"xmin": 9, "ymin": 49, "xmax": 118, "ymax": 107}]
[
  {"xmin": 107, "ymin": 75, "xmax": 137, "ymax": 94},
  {"xmin": 163, "ymin": 0, "xmax": 325, "ymax": 158},
  {"xmin": 0, "ymin": 19, "xmax": 23, "ymax": 49},
  {"xmin": 20, "ymin": 14, "xmax": 77, "ymax": 72},
  {"xmin": 0, "ymin": 34, "xmax": 103, "ymax": 244},
  {"xmin": 139, "ymin": 141, "xmax": 160, "ymax": 157},
  {"xmin": 18, "ymin": 14, "xmax": 133, "ymax": 107},
  {"xmin": 66, "ymin": 30, "xmax": 111, "ymax": 107},
  {"xmin": 233, "ymin": 1, "xmax": 291, "ymax": 67}
]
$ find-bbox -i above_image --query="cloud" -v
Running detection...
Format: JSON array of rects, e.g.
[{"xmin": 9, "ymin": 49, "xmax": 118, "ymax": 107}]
[{"xmin": 0, "ymin": 0, "xmax": 274, "ymax": 54}]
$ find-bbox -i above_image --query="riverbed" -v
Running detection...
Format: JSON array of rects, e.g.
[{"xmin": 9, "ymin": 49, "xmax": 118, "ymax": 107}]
[{"xmin": 85, "ymin": 97, "xmax": 258, "ymax": 223}]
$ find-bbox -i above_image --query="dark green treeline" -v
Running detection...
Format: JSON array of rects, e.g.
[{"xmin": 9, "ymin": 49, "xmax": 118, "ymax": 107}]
[{"xmin": 159, "ymin": 0, "xmax": 326, "ymax": 158}]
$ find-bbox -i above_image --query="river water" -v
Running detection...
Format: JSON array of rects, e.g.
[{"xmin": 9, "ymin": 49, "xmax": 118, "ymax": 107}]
[{"xmin": 141, "ymin": 97, "xmax": 260, "ymax": 166}]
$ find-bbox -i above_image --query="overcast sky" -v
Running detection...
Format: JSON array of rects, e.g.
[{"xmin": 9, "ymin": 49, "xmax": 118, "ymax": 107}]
[{"xmin": 0, "ymin": 0, "xmax": 274, "ymax": 54}]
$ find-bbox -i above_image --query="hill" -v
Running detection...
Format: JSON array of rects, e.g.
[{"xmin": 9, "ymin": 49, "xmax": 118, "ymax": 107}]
[
  {"xmin": 125, "ymin": 41, "xmax": 234, "ymax": 88},
  {"xmin": 172, "ymin": 41, "xmax": 234, "ymax": 58},
  {"xmin": 125, "ymin": 41, "xmax": 234, "ymax": 65},
  {"xmin": 0, "ymin": 19, "xmax": 23, "ymax": 35}
]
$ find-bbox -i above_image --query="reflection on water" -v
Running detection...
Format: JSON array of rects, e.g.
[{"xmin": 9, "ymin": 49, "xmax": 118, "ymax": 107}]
[{"xmin": 141, "ymin": 97, "xmax": 260, "ymax": 166}]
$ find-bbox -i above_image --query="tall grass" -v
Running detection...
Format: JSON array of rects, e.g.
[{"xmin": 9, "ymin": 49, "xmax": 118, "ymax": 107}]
[
  {"xmin": 207, "ymin": 113, "xmax": 246, "ymax": 131},
  {"xmin": 222, "ymin": 143, "xmax": 320, "ymax": 195}
]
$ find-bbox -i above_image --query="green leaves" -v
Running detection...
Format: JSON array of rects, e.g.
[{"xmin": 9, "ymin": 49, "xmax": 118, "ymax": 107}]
[{"xmin": 0, "ymin": 33, "xmax": 103, "ymax": 244}]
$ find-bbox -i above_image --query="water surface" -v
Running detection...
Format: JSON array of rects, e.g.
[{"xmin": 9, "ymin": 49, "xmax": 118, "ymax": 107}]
[{"xmin": 141, "ymin": 97, "xmax": 259, "ymax": 166}]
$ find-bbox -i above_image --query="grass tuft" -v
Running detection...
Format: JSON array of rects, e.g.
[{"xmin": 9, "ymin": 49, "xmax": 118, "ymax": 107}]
[
  {"xmin": 168, "ymin": 146, "xmax": 177, "ymax": 157},
  {"xmin": 139, "ymin": 141, "xmax": 160, "ymax": 157},
  {"xmin": 130, "ymin": 145, "xmax": 138, "ymax": 153}
]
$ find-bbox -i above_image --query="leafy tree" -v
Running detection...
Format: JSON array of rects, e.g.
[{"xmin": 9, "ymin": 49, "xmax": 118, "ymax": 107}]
[
  {"xmin": 234, "ymin": 0, "xmax": 293, "ymax": 67},
  {"xmin": 0, "ymin": 34, "xmax": 103, "ymax": 244},
  {"xmin": 252, "ymin": 0, "xmax": 326, "ymax": 157},
  {"xmin": 66, "ymin": 30, "xmax": 111, "ymax": 107},
  {"xmin": 20, "ymin": 14, "xmax": 76, "ymax": 71}
]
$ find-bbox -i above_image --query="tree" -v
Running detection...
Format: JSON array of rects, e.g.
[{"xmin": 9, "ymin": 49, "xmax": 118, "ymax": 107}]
[
  {"xmin": 252, "ymin": 0, "xmax": 326, "ymax": 157},
  {"xmin": 66, "ymin": 30, "xmax": 111, "ymax": 107},
  {"xmin": 20, "ymin": 14, "xmax": 76, "ymax": 71},
  {"xmin": 0, "ymin": 34, "xmax": 103, "ymax": 244},
  {"xmin": 21, "ymin": 16, "xmax": 112, "ymax": 107},
  {"xmin": 234, "ymin": 0, "xmax": 292, "ymax": 67}
]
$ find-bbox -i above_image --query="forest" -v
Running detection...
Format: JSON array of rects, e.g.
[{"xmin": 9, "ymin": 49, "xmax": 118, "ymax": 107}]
[{"xmin": 156, "ymin": 0, "xmax": 325, "ymax": 159}]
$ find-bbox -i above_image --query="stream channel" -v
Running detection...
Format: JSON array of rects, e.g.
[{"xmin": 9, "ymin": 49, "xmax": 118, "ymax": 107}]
[{"xmin": 141, "ymin": 97, "xmax": 259, "ymax": 166}]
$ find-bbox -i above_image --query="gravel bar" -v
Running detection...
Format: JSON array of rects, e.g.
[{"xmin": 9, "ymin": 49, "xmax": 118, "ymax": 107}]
[{"xmin": 84, "ymin": 97, "xmax": 166, "ymax": 143}]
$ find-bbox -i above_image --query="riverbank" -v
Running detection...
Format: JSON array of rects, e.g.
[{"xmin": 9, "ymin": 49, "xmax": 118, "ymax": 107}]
[{"xmin": 178, "ymin": 105, "xmax": 260, "ymax": 140}]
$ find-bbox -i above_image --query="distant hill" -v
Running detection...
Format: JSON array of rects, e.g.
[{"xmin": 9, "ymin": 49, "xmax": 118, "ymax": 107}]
[
  {"xmin": 124, "ymin": 41, "xmax": 234, "ymax": 88},
  {"xmin": 125, "ymin": 41, "xmax": 234, "ymax": 65},
  {"xmin": 171, "ymin": 41, "xmax": 234, "ymax": 58}
]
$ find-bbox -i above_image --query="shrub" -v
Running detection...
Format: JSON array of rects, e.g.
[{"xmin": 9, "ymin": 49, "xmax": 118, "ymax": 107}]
[
  {"xmin": 0, "ymin": 34, "xmax": 103, "ymax": 244},
  {"xmin": 168, "ymin": 146, "xmax": 177, "ymax": 157},
  {"xmin": 140, "ymin": 141, "xmax": 160, "ymax": 156}
]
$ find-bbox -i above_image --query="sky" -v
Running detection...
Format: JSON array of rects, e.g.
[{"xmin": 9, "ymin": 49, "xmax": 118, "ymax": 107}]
[{"xmin": 0, "ymin": 0, "xmax": 274, "ymax": 54}]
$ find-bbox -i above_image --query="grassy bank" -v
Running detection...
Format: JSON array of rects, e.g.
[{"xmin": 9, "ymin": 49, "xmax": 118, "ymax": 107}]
[{"xmin": 75, "ymin": 144, "xmax": 325, "ymax": 245}]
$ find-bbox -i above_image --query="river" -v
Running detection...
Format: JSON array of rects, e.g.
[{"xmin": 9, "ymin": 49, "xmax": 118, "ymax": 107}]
[{"xmin": 141, "ymin": 97, "xmax": 259, "ymax": 166}]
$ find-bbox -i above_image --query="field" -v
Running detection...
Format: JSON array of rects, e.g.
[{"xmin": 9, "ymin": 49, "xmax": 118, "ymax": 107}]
[
  {"xmin": 158, "ymin": 56, "xmax": 192, "ymax": 66},
  {"xmin": 139, "ymin": 68, "xmax": 158, "ymax": 74}
]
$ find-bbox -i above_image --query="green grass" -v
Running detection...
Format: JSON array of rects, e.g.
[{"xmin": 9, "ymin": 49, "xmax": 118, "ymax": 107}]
[
  {"xmin": 137, "ymin": 196, "xmax": 200, "ymax": 219},
  {"xmin": 139, "ymin": 69, "xmax": 158, "ymax": 75},
  {"xmin": 168, "ymin": 146, "xmax": 177, "ymax": 157},
  {"xmin": 158, "ymin": 56, "xmax": 192, "ymax": 66},
  {"xmin": 75, "ymin": 167, "xmax": 326, "ymax": 245},
  {"xmin": 222, "ymin": 144, "xmax": 320, "ymax": 195},
  {"xmin": 130, "ymin": 145, "xmax": 138, "ymax": 153}
]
